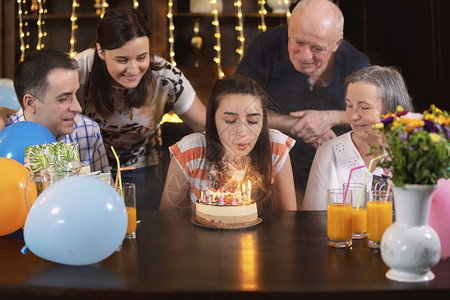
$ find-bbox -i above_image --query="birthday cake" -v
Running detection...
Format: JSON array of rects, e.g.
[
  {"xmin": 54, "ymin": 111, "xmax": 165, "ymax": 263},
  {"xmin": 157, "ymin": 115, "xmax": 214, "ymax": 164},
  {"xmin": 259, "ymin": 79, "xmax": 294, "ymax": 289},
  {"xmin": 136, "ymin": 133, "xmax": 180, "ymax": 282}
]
[{"xmin": 195, "ymin": 188, "xmax": 258, "ymax": 228}]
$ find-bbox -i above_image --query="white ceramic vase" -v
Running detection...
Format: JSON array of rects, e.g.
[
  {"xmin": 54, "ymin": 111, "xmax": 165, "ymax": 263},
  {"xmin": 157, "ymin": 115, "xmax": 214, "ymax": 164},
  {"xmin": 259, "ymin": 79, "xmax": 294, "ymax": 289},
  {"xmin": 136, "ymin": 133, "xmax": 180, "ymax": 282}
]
[{"xmin": 381, "ymin": 181, "xmax": 441, "ymax": 282}]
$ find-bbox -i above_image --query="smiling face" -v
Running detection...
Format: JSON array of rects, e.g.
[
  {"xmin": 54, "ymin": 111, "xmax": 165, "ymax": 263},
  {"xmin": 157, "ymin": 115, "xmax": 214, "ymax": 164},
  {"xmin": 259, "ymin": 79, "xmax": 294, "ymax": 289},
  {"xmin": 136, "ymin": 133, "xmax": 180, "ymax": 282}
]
[
  {"xmin": 287, "ymin": 8, "xmax": 341, "ymax": 76},
  {"xmin": 345, "ymin": 82, "xmax": 384, "ymax": 139},
  {"xmin": 96, "ymin": 36, "xmax": 150, "ymax": 89},
  {"xmin": 31, "ymin": 68, "xmax": 81, "ymax": 137},
  {"xmin": 215, "ymin": 94, "xmax": 264, "ymax": 164}
]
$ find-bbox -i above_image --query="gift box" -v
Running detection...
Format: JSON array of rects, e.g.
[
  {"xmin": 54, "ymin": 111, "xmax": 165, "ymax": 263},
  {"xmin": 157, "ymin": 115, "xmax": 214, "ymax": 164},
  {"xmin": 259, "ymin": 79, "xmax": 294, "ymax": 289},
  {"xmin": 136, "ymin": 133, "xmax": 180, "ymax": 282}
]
[{"xmin": 24, "ymin": 141, "xmax": 80, "ymax": 175}]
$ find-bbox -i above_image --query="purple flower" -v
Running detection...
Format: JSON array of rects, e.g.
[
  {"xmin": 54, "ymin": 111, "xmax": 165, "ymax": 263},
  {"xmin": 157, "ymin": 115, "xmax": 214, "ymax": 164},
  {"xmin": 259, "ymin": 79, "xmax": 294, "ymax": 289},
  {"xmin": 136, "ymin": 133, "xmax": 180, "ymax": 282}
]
[
  {"xmin": 424, "ymin": 120, "xmax": 436, "ymax": 133},
  {"xmin": 382, "ymin": 116, "xmax": 394, "ymax": 125},
  {"xmin": 445, "ymin": 127, "xmax": 450, "ymax": 139},
  {"xmin": 435, "ymin": 123, "xmax": 442, "ymax": 133},
  {"xmin": 401, "ymin": 132, "xmax": 408, "ymax": 141}
]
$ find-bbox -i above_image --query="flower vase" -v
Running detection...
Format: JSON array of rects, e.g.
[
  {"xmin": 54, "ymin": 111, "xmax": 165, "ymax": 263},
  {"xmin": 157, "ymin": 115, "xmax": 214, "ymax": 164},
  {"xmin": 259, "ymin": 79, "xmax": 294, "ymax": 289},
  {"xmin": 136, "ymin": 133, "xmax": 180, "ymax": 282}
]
[{"xmin": 381, "ymin": 181, "xmax": 441, "ymax": 282}]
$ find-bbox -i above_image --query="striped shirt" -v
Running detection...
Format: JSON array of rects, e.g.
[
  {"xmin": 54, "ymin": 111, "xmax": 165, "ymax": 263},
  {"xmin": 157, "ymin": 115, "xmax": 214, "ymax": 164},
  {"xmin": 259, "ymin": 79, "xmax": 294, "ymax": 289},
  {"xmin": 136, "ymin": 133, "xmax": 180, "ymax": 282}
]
[
  {"xmin": 169, "ymin": 129, "xmax": 295, "ymax": 207},
  {"xmin": 7, "ymin": 108, "xmax": 110, "ymax": 173}
]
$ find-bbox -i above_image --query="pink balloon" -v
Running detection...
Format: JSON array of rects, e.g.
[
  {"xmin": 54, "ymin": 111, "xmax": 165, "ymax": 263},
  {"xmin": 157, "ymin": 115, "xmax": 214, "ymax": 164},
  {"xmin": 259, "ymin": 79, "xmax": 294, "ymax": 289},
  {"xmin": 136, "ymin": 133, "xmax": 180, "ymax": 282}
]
[{"xmin": 428, "ymin": 178, "xmax": 450, "ymax": 259}]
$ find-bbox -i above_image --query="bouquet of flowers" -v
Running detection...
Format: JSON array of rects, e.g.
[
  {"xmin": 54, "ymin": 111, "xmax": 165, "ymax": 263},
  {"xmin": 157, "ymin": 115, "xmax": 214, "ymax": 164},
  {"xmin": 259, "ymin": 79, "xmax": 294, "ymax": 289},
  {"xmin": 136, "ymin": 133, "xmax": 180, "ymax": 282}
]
[{"xmin": 372, "ymin": 105, "xmax": 450, "ymax": 186}]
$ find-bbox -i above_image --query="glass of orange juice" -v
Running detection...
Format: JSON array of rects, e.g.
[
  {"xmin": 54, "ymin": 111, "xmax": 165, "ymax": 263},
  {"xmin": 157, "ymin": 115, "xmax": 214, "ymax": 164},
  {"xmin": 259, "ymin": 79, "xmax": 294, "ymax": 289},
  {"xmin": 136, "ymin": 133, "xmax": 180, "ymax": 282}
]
[
  {"xmin": 367, "ymin": 190, "xmax": 393, "ymax": 248},
  {"xmin": 343, "ymin": 183, "xmax": 367, "ymax": 239},
  {"xmin": 327, "ymin": 189, "xmax": 353, "ymax": 248},
  {"xmin": 121, "ymin": 182, "xmax": 137, "ymax": 239}
]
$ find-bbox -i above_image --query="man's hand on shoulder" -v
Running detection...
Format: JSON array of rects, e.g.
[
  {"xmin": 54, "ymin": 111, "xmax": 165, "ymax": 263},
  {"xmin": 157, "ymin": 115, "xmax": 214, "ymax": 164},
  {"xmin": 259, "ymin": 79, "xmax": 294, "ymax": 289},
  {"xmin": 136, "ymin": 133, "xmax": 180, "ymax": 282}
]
[
  {"xmin": 0, "ymin": 107, "xmax": 17, "ymax": 130},
  {"xmin": 289, "ymin": 110, "xmax": 347, "ymax": 146}
]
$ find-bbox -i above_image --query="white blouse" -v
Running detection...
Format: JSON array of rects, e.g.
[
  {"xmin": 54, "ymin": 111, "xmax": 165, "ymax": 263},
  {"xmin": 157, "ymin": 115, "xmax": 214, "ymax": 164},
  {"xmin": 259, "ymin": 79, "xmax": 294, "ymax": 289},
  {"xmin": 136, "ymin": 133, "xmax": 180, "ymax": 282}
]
[{"xmin": 302, "ymin": 132, "xmax": 385, "ymax": 210}]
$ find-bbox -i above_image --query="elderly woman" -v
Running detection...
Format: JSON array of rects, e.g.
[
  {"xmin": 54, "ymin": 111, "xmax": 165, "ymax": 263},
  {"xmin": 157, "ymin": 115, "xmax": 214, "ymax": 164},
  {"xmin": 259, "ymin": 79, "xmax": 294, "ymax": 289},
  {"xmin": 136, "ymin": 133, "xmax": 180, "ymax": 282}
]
[{"xmin": 302, "ymin": 66, "xmax": 414, "ymax": 210}]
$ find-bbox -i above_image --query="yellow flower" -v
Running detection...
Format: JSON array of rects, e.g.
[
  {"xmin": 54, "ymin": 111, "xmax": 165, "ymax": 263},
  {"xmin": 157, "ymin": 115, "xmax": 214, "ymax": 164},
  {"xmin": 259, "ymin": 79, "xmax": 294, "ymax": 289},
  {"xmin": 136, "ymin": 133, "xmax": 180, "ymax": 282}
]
[
  {"xmin": 391, "ymin": 120, "xmax": 400, "ymax": 130},
  {"xmin": 397, "ymin": 105, "xmax": 404, "ymax": 112},
  {"xmin": 430, "ymin": 132, "xmax": 441, "ymax": 143},
  {"xmin": 441, "ymin": 115, "xmax": 450, "ymax": 126},
  {"xmin": 398, "ymin": 118, "xmax": 424, "ymax": 132},
  {"xmin": 383, "ymin": 113, "xmax": 395, "ymax": 120},
  {"xmin": 432, "ymin": 104, "xmax": 442, "ymax": 114},
  {"xmin": 373, "ymin": 123, "xmax": 384, "ymax": 129}
]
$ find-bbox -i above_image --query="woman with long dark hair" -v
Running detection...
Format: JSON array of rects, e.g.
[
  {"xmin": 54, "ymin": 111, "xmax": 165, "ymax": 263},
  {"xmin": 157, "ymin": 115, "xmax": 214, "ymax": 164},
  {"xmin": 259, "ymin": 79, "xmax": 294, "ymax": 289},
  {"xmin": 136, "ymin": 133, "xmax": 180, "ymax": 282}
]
[
  {"xmin": 160, "ymin": 75, "xmax": 297, "ymax": 213},
  {"xmin": 75, "ymin": 7, "xmax": 206, "ymax": 209}
]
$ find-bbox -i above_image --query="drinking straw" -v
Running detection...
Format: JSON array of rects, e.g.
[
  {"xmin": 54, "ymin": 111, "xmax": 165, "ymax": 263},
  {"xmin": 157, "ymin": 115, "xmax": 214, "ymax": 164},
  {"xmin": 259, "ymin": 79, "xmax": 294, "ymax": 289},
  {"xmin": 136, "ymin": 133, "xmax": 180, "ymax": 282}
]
[
  {"xmin": 111, "ymin": 147, "xmax": 136, "ymax": 199},
  {"xmin": 111, "ymin": 146, "xmax": 123, "ymax": 198},
  {"xmin": 343, "ymin": 165, "xmax": 365, "ymax": 206},
  {"xmin": 384, "ymin": 184, "xmax": 391, "ymax": 202},
  {"xmin": 359, "ymin": 153, "xmax": 388, "ymax": 208},
  {"xmin": 113, "ymin": 166, "xmax": 136, "ymax": 191}
]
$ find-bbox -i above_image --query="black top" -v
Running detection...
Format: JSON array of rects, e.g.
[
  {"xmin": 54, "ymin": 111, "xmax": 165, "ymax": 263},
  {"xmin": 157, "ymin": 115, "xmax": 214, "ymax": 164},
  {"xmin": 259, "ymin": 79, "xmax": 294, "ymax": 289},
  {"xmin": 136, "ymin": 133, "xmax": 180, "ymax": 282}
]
[{"xmin": 236, "ymin": 25, "xmax": 370, "ymax": 189}]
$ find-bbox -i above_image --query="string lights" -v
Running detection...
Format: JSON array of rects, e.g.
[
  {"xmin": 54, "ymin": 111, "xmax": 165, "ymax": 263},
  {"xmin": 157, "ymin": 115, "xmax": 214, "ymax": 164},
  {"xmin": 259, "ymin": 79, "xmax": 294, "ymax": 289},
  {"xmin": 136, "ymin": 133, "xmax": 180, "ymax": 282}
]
[
  {"xmin": 211, "ymin": 0, "xmax": 224, "ymax": 78},
  {"xmin": 234, "ymin": 1, "xmax": 245, "ymax": 61},
  {"xmin": 258, "ymin": 1, "xmax": 267, "ymax": 32},
  {"xmin": 167, "ymin": 0, "xmax": 176, "ymax": 66},
  {"xmin": 285, "ymin": 0, "xmax": 291, "ymax": 20},
  {"xmin": 100, "ymin": 0, "xmax": 109, "ymax": 19},
  {"xmin": 160, "ymin": 112, "xmax": 183, "ymax": 124},
  {"xmin": 69, "ymin": 0, "xmax": 79, "ymax": 57},
  {"xmin": 17, "ymin": 0, "xmax": 26, "ymax": 61},
  {"xmin": 35, "ymin": 0, "xmax": 45, "ymax": 50}
]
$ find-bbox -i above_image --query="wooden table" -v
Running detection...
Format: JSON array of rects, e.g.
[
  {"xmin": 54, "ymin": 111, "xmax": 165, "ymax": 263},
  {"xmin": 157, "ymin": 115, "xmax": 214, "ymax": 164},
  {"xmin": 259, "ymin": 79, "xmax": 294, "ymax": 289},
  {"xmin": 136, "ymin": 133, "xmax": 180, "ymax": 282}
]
[{"xmin": 1, "ymin": 210, "xmax": 449, "ymax": 299}]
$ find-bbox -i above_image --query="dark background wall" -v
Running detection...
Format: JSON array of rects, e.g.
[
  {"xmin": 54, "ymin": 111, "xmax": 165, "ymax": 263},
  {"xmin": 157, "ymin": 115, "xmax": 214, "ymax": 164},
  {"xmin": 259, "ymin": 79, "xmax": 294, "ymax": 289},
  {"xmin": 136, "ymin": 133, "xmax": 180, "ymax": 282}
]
[{"xmin": 339, "ymin": 0, "xmax": 449, "ymax": 112}]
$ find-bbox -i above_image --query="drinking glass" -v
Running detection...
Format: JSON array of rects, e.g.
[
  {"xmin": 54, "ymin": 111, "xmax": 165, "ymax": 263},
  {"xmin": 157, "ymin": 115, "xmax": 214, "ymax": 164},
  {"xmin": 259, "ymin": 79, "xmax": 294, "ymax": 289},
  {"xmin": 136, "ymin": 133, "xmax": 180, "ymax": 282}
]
[
  {"xmin": 121, "ymin": 183, "xmax": 137, "ymax": 239},
  {"xmin": 327, "ymin": 189, "xmax": 353, "ymax": 248},
  {"xmin": 367, "ymin": 190, "xmax": 393, "ymax": 248},
  {"xmin": 343, "ymin": 183, "xmax": 367, "ymax": 239}
]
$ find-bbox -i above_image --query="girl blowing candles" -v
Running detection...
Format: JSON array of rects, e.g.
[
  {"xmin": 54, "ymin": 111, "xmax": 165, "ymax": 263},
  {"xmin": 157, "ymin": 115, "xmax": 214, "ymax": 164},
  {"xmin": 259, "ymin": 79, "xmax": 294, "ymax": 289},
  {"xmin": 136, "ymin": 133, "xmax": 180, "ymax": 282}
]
[{"xmin": 160, "ymin": 75, "xmax": 297, "ymax": 212}]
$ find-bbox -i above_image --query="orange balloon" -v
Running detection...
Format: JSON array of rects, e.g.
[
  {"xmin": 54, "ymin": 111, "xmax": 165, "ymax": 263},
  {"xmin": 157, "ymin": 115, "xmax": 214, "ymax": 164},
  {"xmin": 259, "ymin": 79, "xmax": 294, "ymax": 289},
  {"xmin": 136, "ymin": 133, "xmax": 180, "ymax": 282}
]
[{"xmin": 0, "ymin": 157, "xmax": 37, "ymax": 236}]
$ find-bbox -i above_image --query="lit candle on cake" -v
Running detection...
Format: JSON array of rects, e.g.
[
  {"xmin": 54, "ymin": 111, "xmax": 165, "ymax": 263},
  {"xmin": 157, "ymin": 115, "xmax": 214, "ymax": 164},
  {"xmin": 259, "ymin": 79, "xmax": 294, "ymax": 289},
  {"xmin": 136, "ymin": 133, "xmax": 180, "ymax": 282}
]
[
  {"xmin": 220, "ymin": 193, "xmax": 223, "ymax": 205},
  {"xmin": 242, "ymin": 183, "xmax": 246, "ymax": 202},
  {"xmin": 248, "ymin": 180, "xmax": 252, "ymax": 202},
  {"xmin": 200, "ymin": 190, "xmax": 204, "ymax": 203}
]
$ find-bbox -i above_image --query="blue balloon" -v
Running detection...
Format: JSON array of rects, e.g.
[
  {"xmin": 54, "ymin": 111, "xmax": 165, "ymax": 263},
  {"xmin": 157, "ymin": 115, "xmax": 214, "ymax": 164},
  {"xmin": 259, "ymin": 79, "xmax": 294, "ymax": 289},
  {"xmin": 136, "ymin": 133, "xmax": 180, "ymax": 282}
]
[
  {"xmin": 0, "ymin": 78, "xmax": 20, "ymax": 110},
  {"xmin": 0, "ymin": 121, "xmax": 56, "ymax": 164},
  {"xmin": 24, "ymin": 176, "xmax": 127, "ymax": 266}
]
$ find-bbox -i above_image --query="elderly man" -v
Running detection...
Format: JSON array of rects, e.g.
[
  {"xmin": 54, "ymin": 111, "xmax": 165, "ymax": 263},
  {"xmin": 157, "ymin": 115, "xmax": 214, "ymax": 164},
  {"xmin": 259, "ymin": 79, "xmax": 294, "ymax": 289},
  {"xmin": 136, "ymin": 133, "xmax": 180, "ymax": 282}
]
[
  {"xmin": 236, "ymin": 0, "xmax": 370, "ymax": 207},
  {"xmin": 5, "ymin": 49, "xmax": 110, "ymax": 173}
]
